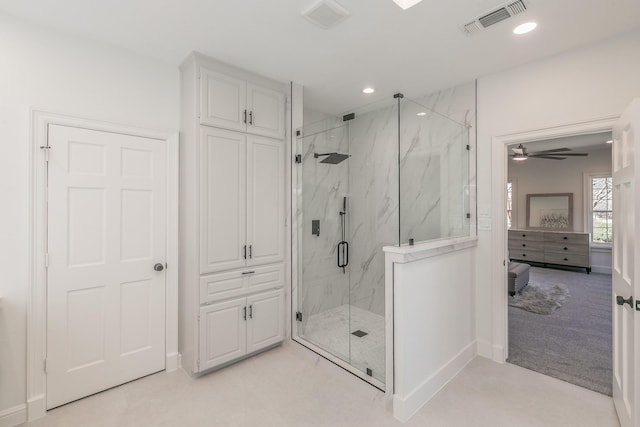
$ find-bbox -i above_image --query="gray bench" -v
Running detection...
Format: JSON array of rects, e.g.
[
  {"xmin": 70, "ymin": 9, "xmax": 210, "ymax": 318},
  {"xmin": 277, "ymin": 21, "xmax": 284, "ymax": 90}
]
[{"xmin": 508, "ymin": 262, "xmax": 530, "ymax": 295}]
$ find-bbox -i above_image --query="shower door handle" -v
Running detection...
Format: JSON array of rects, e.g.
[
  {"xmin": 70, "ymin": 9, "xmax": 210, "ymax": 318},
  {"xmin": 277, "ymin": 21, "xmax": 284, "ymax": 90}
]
[{"xmin": 337, "ymin": 241, "xmax": 349, "ymax": 269}]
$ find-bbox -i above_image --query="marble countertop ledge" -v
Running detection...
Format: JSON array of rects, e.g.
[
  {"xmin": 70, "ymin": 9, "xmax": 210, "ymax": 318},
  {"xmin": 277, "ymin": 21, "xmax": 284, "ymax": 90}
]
[{"xmin": 383, "ymin": 236, "xmax": 478, "ymax": 263}]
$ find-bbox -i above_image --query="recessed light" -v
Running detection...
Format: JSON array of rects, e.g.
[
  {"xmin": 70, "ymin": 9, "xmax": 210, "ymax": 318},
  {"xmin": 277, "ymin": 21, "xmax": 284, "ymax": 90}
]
[
  {"xmin": 605, "ymin": 139, "xmax": 613, "ymax": 144},
  {"xmin": 513, "ymin": 22, "xmax": 537, "ymax": 35},
  {"xmin": 392, "ymin": 0, "xmax": 423, "ymax": 10},
  {"xmin": 417, "ymin": 112, "xmax": 427, "ymax": 116},
  {"xmin": 362, "ymin": 87, "xmax": 375, "ymax": 94}
]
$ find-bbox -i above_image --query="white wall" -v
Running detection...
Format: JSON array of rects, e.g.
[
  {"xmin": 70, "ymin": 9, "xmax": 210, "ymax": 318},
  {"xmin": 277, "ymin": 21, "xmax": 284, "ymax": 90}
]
[
  {"xmin": 509, "ymin": 147, "xmax": 612, "ymax": 231},
  {"xmin": 0, "ymin": 14, "xmax": 179, "ymax": 422},
  {"xmin": 476, "ymin": 30, "xmax": 640, "ymax": 359}
]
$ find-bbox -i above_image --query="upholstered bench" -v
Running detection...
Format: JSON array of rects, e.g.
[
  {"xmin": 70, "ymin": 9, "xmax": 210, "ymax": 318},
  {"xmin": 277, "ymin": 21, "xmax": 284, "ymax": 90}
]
[{"xmin": 508, "ymin": 262, "xmax": 530, "ymax": 295}]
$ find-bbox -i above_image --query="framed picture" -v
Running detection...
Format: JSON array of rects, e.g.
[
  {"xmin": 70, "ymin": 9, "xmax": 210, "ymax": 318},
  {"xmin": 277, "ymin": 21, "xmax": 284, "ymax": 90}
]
[{"xmin": 526, "ymin": 193, "xmax": 573, "ymax": 230}]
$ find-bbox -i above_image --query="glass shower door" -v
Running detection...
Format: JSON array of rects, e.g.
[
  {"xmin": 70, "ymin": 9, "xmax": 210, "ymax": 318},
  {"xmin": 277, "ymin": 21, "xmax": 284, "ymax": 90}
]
[{"xmin": 297, "ymin": 121, "xmax": 352, "ymax": 365}]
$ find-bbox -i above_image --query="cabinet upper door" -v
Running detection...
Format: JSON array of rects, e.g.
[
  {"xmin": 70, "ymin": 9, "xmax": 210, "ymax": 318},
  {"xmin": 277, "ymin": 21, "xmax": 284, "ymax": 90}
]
[
  {"xmin": 200, "ymin": 127, "xmax": 247, "ymax": 273},
  {"xmin": 246, "ymin": 83, "xmax": 285, "ymax": 139},
  {"xmin": 246, "ymin": 135, "xmax": 284, "ymax": 266},
  {"xmin": 198, "ymin": 297, "xmax": 247, "ymax": 372},
  {"xmin": 200, "ymin": 68, "xmax": 247, "ymax": 132},
  {"xmin": 246, "ymin": 289, "xmax": 284, "ymax": 354}
]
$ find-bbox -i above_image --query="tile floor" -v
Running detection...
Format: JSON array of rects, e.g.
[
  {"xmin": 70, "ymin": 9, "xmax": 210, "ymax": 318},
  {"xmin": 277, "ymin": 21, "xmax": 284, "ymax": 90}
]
[
  {"xmin": 21, "ymin": 341, "xmax": 619, "ymax": 427},
  {"xmin": 302, "ymin": 304, "xmax": 385, "ymax": 382}
]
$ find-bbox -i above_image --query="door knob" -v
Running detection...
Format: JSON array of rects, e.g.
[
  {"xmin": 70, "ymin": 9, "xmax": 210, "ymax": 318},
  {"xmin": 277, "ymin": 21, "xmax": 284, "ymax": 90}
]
[
  {"xmin": 616, "ymin": 295, "xmax": 632, "ymax": 308},
  {"xmin": 154, "ymin": 263, "xmax": 165, "ymax": 272}
]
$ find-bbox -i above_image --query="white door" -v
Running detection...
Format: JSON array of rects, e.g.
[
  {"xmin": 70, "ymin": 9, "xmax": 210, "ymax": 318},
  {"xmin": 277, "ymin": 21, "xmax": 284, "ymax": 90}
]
[
  {"xmin": 246, "ymin": 289, "xmax": 284, "ymax": 354},
  {"xmin": 199, "ymin": 297, "xmax": 247, "ymax": 372},
  {"xmin": 612, "ymin": 99, "xmax": 640, "ymax": 427},
  {"xmin": 200, "ymin": 68, "xmax": 247, "ymax": 132},
  {"xmin": 247, "ymin": 83, "xmax": 285, "ymax": 139},
  {"xmin": 246, "ymin": 135, "xmax": 284, "ymax": 266},
  {"xmin": 46, "ymin": 125, "xmax": 167, "ymax": 409},
  {"xmin": 200, "ymin": 127, "xmax": 247, "ymax": 273}
]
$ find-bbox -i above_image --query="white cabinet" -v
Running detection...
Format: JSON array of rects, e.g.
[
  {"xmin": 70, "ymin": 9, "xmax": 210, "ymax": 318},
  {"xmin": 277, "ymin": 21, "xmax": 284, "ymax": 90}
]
[
  {"xmin": 200, "ymin": 127, "xmax": 284, "ymax": 274},
  {"xmin": 180, "ymin": 53, "xmax": 287, "ymax": 376},
  {"xmin": 200, "ymin": 68, "xmax": 285, "ymax": 139},
  {"xmin": 199, "ymin": 289, "xmax": 284, "ymax": 372}
]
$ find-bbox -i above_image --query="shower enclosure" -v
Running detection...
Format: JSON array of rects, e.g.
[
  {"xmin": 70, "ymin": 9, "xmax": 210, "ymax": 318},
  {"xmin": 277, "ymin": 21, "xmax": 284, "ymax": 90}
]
[{"xmin": 293, "ymin": 94, "xmax": 472, "ymax": 389}]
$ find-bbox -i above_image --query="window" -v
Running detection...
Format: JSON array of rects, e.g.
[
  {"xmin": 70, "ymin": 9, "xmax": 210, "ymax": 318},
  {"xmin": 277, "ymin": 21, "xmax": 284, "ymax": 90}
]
[
  {"xmin": 506, "ymin": 181, "xmax": 513, "ymax": 229},
  {"xmin": 590, "ymin": 176, "xmax": 612, "ymax": 244}
]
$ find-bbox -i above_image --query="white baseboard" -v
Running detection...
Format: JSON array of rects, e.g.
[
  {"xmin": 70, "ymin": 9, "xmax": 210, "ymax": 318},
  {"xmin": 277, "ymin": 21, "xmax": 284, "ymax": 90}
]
[
  {"xmin": 0, "ymin": 404, "xmax": 26, "ymax": 427},
  {"xmin": 26, "ymin": 394, "xmax": 46, "ymax": 422},
  {"xmin": 166, "ymin": 352, "xmax": 179, "ymax": 372},
  {"xmin": 476, "ymin": 339, "xmax": 493, "ymax": 358},
  {"xmin": 393, "ymin": 341, "xmax": 476, "ymax": 423},
  {"xmin": 591, "ymin": 265, "xmax": 612, "ymax": 275}
]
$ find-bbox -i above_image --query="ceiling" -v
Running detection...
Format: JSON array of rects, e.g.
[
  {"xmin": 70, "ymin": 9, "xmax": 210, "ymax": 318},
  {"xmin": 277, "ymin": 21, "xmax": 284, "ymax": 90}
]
[{"xmin": 1, "ymin": 0, "xmax": 639, "ymax": 114}]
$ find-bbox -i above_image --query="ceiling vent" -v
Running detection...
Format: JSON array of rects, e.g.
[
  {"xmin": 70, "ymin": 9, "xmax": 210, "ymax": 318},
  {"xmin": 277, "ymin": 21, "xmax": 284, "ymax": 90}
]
[
  {"xmin": 462, "ymin": 0, "xmax": 527, "ymax": 35},
  {"xmin": 302, "ymin": 0, "xmax": 350, "ymax": 29}
]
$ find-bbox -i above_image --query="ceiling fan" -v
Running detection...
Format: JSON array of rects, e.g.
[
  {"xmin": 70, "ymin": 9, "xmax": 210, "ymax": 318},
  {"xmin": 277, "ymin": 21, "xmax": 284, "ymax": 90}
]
[{"xmin": 510, "ymin": 144, "xmax": 589, "ymax": 161}]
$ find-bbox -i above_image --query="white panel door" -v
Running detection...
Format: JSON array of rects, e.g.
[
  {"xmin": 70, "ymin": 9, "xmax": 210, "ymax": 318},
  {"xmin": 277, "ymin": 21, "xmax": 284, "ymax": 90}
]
[
  {"xmin": 199, "ymin": 297, "xmax": 247, "ymax": 371},
  {"xmin": 200, "ymin": 68, "xmax": 247, "ymax": 132},
  {"xmin": 246, "ymin": 135, "xmax": 284, "ymax": 266},
  {"xmin": 47, "ymin": 125, "xmax": 166, "ymax": 409},
  {"xmin": 200, "ymin": 127, "xmax": 247, "ymax": 273},
  {"xmin": 612, "ymin": 99, "xmax": 640, "ymax": 427},
  {"xmin": 246, "ymin": 289, "xmax": 284, "ymax": 354},
  {"xmin": 247, "ymin": 83, "xmax": 284, "ymax": 139}
]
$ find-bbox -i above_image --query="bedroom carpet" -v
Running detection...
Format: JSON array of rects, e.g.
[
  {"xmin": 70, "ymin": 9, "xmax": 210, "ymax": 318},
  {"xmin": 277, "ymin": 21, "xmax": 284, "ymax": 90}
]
[{"xmin": 507, "ymin": 266, "xmax": 612, "ymax": 396}]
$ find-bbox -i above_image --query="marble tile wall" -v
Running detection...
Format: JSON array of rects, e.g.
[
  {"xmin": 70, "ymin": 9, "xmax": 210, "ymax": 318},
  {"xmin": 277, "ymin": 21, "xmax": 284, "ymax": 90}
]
[{"xmin": 297, "ymin": 81, "xmax": 477, "ymax": 320}]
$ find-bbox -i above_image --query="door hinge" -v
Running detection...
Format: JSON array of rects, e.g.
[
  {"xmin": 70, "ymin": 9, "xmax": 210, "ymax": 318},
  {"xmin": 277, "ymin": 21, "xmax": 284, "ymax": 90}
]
[
  {"xmin": 44, "ymin": 358, "xmax": 48, "ymax": 374},
  {"xmin": 295, "ymin": 154, "xmax": 302, "ymax": 164},
  {"xmin": 295, "ymin": 312, "xmax": 302, "ymax": 322},
  {"xmin": 40, "ymin": 145, "xmax": 50, "ymax": 162},
  {"xmin": 44, "ymin": 253, "xmax": 49, "ymax": 268}
]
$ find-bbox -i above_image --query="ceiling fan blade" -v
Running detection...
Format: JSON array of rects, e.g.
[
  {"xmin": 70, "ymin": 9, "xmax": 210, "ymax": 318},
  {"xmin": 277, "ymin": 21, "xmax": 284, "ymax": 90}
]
[
  {"xmin": 529, "ymin": 148, "xmax": 572, "ymax": 154},
  {"xmin": 530, "ymin": 156, "xmax": 566, "ymax": 160}
]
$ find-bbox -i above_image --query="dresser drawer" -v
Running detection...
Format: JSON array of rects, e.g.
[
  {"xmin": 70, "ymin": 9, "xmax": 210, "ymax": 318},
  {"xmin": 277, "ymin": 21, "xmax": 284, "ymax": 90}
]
[
  {"xmin": 509, "ymin": 239, "xmax": 544, "ymax": 251},
  {"xmin": 544, "ymin": 252, "xmax": 590, "ymax": 267},
  {"xmin": 544, "ymin": 232, "xmax": 590, "ymax": 244},
  {"xmin": 545, "ymin": 242, "xmax": 589, "ymax": 256},
  {"xmin": 509, "ymin": 230, "xmax": 544, "ymax": 241},
  {"xmin": 510, "ymin": 250, "xmax": 544, "ymax": 263}
]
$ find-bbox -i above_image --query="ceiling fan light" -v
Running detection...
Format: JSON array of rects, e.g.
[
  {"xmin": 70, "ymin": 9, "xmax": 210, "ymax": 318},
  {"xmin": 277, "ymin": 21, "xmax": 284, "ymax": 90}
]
[{"xmin": 392, "ymin": 0, "xmax": 423, "ymax": 10}]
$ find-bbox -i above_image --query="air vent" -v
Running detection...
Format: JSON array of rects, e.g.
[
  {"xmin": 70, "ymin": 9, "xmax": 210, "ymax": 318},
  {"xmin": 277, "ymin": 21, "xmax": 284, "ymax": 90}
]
[
  {"xmin": 462, "ymin": 0, "xmax": 527, "ymax": 35},
  {"xmin": 302, "ymin": 0, "xmax": 350, "ymax": 29}
]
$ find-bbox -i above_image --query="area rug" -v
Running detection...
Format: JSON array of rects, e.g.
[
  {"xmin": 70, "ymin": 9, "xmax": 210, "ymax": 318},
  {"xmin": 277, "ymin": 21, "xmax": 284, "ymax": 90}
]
[
  {"xmin": 508, "ymin": 266, "xmax": 612, "ymax": 396},
  {"xmin": 509, "ymin": 281, "xmax": 569, "ymax": 314}
]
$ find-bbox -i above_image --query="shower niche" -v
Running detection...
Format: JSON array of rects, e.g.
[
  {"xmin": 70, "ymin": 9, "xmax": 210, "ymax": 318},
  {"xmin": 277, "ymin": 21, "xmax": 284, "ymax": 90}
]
[{"xmin": 292, "ymin": 94, "xmax": 472, "ymax": 389}]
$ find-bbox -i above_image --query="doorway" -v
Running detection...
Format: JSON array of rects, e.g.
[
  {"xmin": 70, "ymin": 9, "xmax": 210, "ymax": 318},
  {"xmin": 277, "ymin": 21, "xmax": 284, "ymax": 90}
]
[
  {"xmin": 28, "ymin": 112, "xmax": 179, "ymax": 420},
  {"xmin": 502, "ymin": 130, "xmax": 613, "ymax": 396}
]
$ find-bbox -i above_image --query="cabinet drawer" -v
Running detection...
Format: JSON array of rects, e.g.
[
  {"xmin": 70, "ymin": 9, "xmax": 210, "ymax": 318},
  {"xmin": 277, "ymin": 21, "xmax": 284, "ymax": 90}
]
[
  {"xmin": 544, "ymin": 252, "xmax": 589, "ymax": 267},
  {"xmin": 509, "ymin": 239, "xmax": 544, "ymax": 251},
  {"xmin": 200, "ymin": 263, "xmax": 284, "ymax": 304},
  {"xmin": 510, "ymin": 250, "xmax": 544, "ymax": 263},
  {"xmin": 545, "ymin": 242, "xmax": 589, "ymax": 256},
  {"xmin": 509, "ymin": 230, "xmax": 544, "ymax": 241},
  {"xmin": 544, "ymin": 232, "xmax": 590, "ymax": 244}
]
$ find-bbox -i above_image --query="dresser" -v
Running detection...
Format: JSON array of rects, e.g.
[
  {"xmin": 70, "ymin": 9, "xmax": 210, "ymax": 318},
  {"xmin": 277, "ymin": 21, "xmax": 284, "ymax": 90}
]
[
  {"xmin": 179, "ymin": 53, "xmax": 286, "ymax": 375},
  {"xmin": 508, "ymin": 229, "xmax": 591, "ymax": 273}
]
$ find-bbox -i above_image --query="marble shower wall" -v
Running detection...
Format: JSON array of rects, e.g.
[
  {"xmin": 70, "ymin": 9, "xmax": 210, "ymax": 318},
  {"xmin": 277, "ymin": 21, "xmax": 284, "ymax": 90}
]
[
  {"xmin": 298, "ymin": 116, "xmax": 351, "ymax": 329},
  {"xmin": 298, "ymin": 81, "xmax": 477, "ymax": 320}
]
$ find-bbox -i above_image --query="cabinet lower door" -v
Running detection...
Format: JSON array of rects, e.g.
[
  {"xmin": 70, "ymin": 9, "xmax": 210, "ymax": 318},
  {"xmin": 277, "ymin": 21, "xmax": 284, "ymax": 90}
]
[
  {"xmin": 199, "ymin": 297, "xmax": 247, "ymax": 372},
  {"xmin": 246, "ymin": 289, "xmax": 284, "ymax": 354}
]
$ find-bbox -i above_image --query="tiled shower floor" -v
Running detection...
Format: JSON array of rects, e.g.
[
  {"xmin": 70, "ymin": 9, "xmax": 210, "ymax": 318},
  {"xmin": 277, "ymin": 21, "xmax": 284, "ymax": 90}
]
[{"xmin": 301, "ymin": 304, "xmax": 385, "ymax": 383}]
